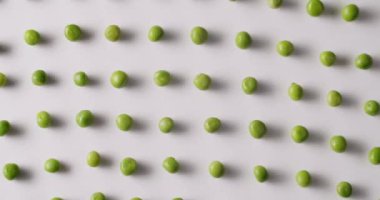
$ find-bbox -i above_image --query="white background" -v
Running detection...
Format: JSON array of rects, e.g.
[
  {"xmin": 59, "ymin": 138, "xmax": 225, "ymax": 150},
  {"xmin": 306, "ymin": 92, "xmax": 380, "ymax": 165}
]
[{"xmin": 0, "ymin": 0, "xmax": 379, "ymax": 199}]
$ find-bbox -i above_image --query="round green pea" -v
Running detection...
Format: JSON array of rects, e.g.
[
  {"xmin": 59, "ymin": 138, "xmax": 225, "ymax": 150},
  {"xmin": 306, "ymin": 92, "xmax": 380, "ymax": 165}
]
[
  {"xmin": 0, "ymin": 72, "xmax": 7, "ymax": 87},
  {"xmin": 87, "ymin": 151, "xmax": 101, "ymax": 167},
  {"xmin": 368, "ymin": 147, "xmax": 380, "ymax": 165},
  {"xmin": 327, "ymin": 90, "xmax": 342, "ymax": 107},
  {"xmin": 0, "ymin": 120, "xmax": 11, "ymax": 136},
  {"xmin": 64, "ymin": 24, "xmax": 82, "ymax": 41},
  {"xmin": 120, "ymin": 157, "xmax": 137, "ymax": 176},
  {"xmin": 73, "ymin": 71, "xmax": 88, "ymax": 87},
  {"xmin": 191, "ymin": 26, "xmax": 208, "ymax": 45},
  {"xmin": 235, "ymin": 31, "xmax": 252, "ymax": 49},
  {"xmin": 355, "ymin": 53, "xmax": 372, "ymax": 69},
  {"xmin": 306, "ymin": 0, "xmax": 324, "ymax": 17},
  {"xmin": 267, "ymin": 0, "xmax": 282, "ymax": 8},
  {"xmin": 32, "ymin": 70, "xmax": 47, "ymax": 86},
  {"xmin": 104, "ymin": 25, "xmax": 121, "ymax": 42},
  {"xmin": 51, "ymin": 197, "xmax": 63, "ymax": 200},
  {"xmin": 209, "ymin": 161, "xmax": 224, "ymax": 178},
  {"xmin": 110, "ymin": 70, "xmax": 128, "ymax": 88},
  {"xmin": 296, "ymin": 170, "xmax": 311, "ymax": 187},
  {"xmin": 116, "ymin": 114, "xmax": 133, "ymax": 131},
  {"xmin": 330, "ymin": 135, "xmax": 347, "ymax": 153},
  {"xmin": 320, "ymin": 51, "xmax": 336, "ymax": 67},
  {"xmin": 249, "ymin": 120, "xmax": 267, "ymax": 139},
  {"xmin": 288, "ymin": 82, "xmax": 303, "ymax": 101},
  {"xmin": 204, "ymin": 117, "xmax": 221, "ymax": 133},
  {"xmin": 193, "ymin": 73, "xmax": 211, "ymax": 90},
  {"xmin": 76, "ymin": 110, "xmax": 94, "ymax": 128},
  {"xmin": 364, "ymin": 100, "xmax": 379, "ymax": 116},
  {"xmin": 172, "ymin": 198, "xmax": 183, "ymax": 200},
  {"xmin": 44, "ymin": 158, "xmax": 60, "ymax": 173},
  {"xmin": 131, "ymin": 197, "xmax": 142, "ymax": 200},
  {"xmin": 291, "ymin": 125, "xmax": 309, "ymax": 143},
  {"xmin": 253, "ymin": 165, "xmax": 268, "ymax": 182},
  {"xmin": 37, "ymin": 111, "xmax": 52, "ymax": 128},
  {"xmin": 242, "ymin": 77, "xmax": 258, "ymax": 94},
  {"xmin": 341, "ymin": 4, "xmax": 359, "ymax": 22},
  {"xmin": 3, "ymin": 163, "xmax": 19, "ymax": 180},
  {"xmin": 91, "ymin": 192, "xmax": 106, "ymax": 200},
  {"xmin": 159, "ymin": 117, "xmax": 174, "ymax": 133},
  {"xmin": 154, "ymin": 70, "xmax": 171, "ymax": 86},
  {"xmin": 148, "ymin": 25, "xmax": 164, "ymax": 42},
  {"xmin": 24, "ymin": 29, "xmax": 41, "ymax": 45},
  {"xmin": 276, "ymin": 40, "xmax": 294, "ymax": 57},
  {"xmin": 163, "ymin": 156, "xmax": 180, "ymax": 173},
  {"xmin": 336, "ymin": 181, "xmax": 352, "ymax": 198}
]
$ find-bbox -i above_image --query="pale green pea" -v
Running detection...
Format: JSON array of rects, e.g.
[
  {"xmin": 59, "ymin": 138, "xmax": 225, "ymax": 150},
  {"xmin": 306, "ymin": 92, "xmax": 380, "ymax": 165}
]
[
  {"xmin": 3, "ymin": 163, "xmax": 19, "ymax": 180},
  {"xmin": 330, "ymin": 135, "xmax": 347, "ymax": 153},
  {"xmin": 242, "ymin": 77, "xmax": 258, "ymax": 94},
  {"xmin": 172, "ymin": 198, "xmax": 183, "ymax": 200},
  {"xmin": 44, "ymin": 158, "xmax": 60, "ymax": 173},
  {"xmin": 320, "ymin": 51, "xmax": 336, "ymax": 67},
  {"xmin": 296, "ymin": 170, "xmax": 311, "ymax": 187},
  {"xmin": 64, "ymin": 24, "xmax": 82, "ymax": 41},
  {"xmin": 276, "ymin": 40, "xmax": 294, "ymax": 57},
  {"xmin": 154, "ymin": 70, "xmax": 171, "ymax": 86},
  {"xmin": 235, "ymin": 31, "xmax": 252, "ymax": 49},
  {"xmin": 288, "ymin": 82, "xmax": 303, "ymax": 101},
  {"xmin": 104, "ymin": 25, "xmax": 121, "ymax": 42},
  {"xmin": 148, "ymin": 25, "xmax": 164, "ymax": 42},
  {"xmin": 355, "ymin": 53, "xmax": 372, "ymax": 69},
  {"xmin": 76, "ymin": 110, "xmax": 94, "ymax": 128},
  {"xmin": 204, "ymin": 117, "xmax": 221, "ymax": 133},
  {"xmin": 267, "ymin": 0, "xmax": 282, "ymax": 8},
  {"xmin": 336, "ymin": 181, "xmax": 352, "ymax": 198},
  {"xmin": 73, "ymin": 71, "xmax": 88, "ymax": 87},
  {"xmin": 341, "ymin": 4, "xmax": 359, "ymax": 22},
  {"xmin": 110, "ymin": 70, "xmax": 128, "ymax": 88},
  {"xmin": 130, "ymin": 197, "xmax": 142, "ymax": 200},
  {"xmin": 37, "ymin": 111, "xmax": 52, "ymax": 128},
  {"xmin": 159, "ymin": 117, "xmax": 174, "ymax": 133},
  {"xmin": 0, "ymin": 120, "xmax": 11, "ymax": 136},
  {"xmin": 51, "ymin": 197, "xmax": 63, "ymax": 200},
  {"xmin": 327, "ymin": 90, "xmax": 342, "ymax": 107},
  {"xmin": 306, "ymin": 0, "xmax": 324, "ymax": 17},
  {"xmin": 368, "ymin": 147, "xmax": 380, "ymax": 165},
  {"xmin": 209, "ymin": 161, "xmax": 224, "ymax": 178},
  {"xmin": 91, "ymin": 192, "xmax": 106, "ymax": 200},
  {"xmin": 253, "ymin": 165, "xmax": 268, "ymax": 182},
  {"xmin": 0, "ymin": 72, "xmax": 7, "ymax": 87},
  {"xmin": 191, "ymin": 26, "xmax": 208, "ymax": 45},
  {"xmin": 249, "ymin": 120, "xmax": 267, "ymax": 139},
  {"xmin": 364, "ymin": 100, "xmax": 379, "ymax": 116},
  {"xmin": 193, "ymin": 73, "xmax": 211, "ymax": 90},
  {"xmin": 87, "ymin": 151, "xmax": 101, "ymax": 167},
  {"xmin": 120, "ymin": 157, "xmax": 137, "ymax": 176},
  {"xmin": 116, "ymin": 114, "xmax": 133, "ymax": 131},
  {"xmin": 24, "ymin": 29, "xmax": 41, "ymax": 45},
  {"xmin": 32, "ymin": 70, "xmax": 47, "ymax": 86},
  {"xmin": 163, "ymin": 156, "xmax": 180, "ymax": 173},
  {"xmin": 291, "ymin": 125, "xmax": 309, "ymax": 143}
]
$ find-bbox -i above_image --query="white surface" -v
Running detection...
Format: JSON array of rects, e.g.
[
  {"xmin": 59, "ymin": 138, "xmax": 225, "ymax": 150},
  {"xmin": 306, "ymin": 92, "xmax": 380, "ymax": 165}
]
[{"xmin": 0, "ymin": 0, "xmax": 379, "ymax": 199}]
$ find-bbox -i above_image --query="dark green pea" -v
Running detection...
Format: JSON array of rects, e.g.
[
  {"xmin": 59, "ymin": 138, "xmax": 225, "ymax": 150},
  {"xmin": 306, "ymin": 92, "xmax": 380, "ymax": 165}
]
[
  {"xmin": 242, "ymin": 77, "xmax": 258, "ymax": 94},
  {"xmin": 209, "ymin": 161, "xmax": 224, "ymax": 178},
  {"xmin": 249, "ymin": 120, "xmax": 267, "ymax": 139},
  {"xmin": 37, "ymin": 111, "xmax": 52, "ymax": 128},
  {"xmin": 148, "ymin": 25, "xmax": 164, "ymax": 42},
  {"xmin": 24, "ymin": 29, "xmax": 41, "ymax": 45},
  {"xmin": 163, "ymin": 156, "xmax": 180, "ymax": 173},
  {"xmin": 336, "ymin": 181, "xmax": 352, "ymax": 197},
  {"xmin": 116, "ymin": 114, "xmax": 133, "ymax": 131},
  {"xmin": 288, "ymin": 82, "xmax": 303, "ymax": 101},
  {"xmin": 44, "ymin": 158, "xmax": 60, "ymax": 173},
  {"xmin": 87, "ymin": 151, "xmax": 101, "ymax": 167},
  {"xmin": 368, "ymin": 147, "xmax": 380, "ymax": 165},
  {"xmin": 0, "ymin": 72, "xmax": 7, "ymax": 87},
  {"xmin": 154, "ymin": 70, "xmax": 171, "ymax": 86},
  {"xmin": 191, "ymin": 26, "xmax": 208, "ymax": 45},
  {"xmin": 267, "ymin": 0, "xmax": 282, "ymax": 8},
  {"xmin": 276, "ymin": 40, "xmax": 294, "ymax": 57},
  {"xmin": 159, "ymin": 117, "xmax": 174, "ymax": 133},
  {"xmin": 193, "ymin": 73, "xmax": 211, "ymax": 90},
  {"xmin": 32, "ymin": 70, "xmax": 47, "ymax": 86},
  {"xmin": 120, "ymin": 157, "xmax": 137, "ymax": 176},
  {"xmin": 320, "ymin": 51, "xmax": 336, "ymax": 67},
  {"xmin": 204, "ymin": 117, "xmax": 221, "ymax": 133},
  {"xmin": 330, "ymin": 135, "xmax": 347, "ymax": 153},
  {"xmin": 364, "ymin": 100, "xmax": 379, "ymax": 116},
  {"xmin": 327, "ymin": 90, "xmax": 342, "ymax": 107},
  {"xmin": 0, "ymin": 120, "xmax": 11, "ymax": 136},
  {"xmin": 291, "ymin": 125, "xmax": 309, "ymax": 143},
  {"xmin": 91, "ymin": 192, "xmax": 106, "ymax": 200},
  {"xmin": 110, "ymin": 70, "xmax": 128, "ymax": 88},
  {"xmin": 306, "ymin": 0, "xmax": 324, "ymax": 17},
  {"xmin": 355, "ymin": 53, "xmax": 372, "ymax": 69},
  {"xmin": 73, "ymin": 71, "xmax": 88, "ymax": 87},
  {"xmin": 296, "ymin": 170, "xmax": 311, "ymax": 187},
  {"xmin": 341, "ymin": 4, "xmax": 359, "ymax": 22},
  {"xmin": 104, "ymin": 25, "xmax": 121, "ymax": 42},
  {"xmin": 76, "ymin": 110, "xmax": 94, "ymax": 128},
  {"xmin": 3, "ymin": 163, "xmax": 19, "ymax": 180},
  {"xmin": 235, "ymin": 31, "xmax": 252, "ymax": 49},
  {"xmin": 64, "ymin": 24, "xmax": 82, "ymax": 41},
  {"xmin": 253, "ymin": 165, "xmax": 268, "ymax": 182}
]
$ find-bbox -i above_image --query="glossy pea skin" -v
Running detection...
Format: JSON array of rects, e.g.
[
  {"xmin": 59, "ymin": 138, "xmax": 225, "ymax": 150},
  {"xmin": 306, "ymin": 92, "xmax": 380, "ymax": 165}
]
[
  {"xmin": 76, "ymin": 110, "xmax": 94, "ymax": 128},
  {"xmin": 296, "ymin": 170, "xmax": 311, "ymax": 187},
  {"xmin": 24, "ymin": 29, "xmax": 40, "ymax": 45},
  {"xmin": 0, "ymin": 120, "xmax": 11, "ymax": 136},
  {"xmin": 249, "ymin": 120, "xmax": 267, "ymax": 139},
  {"xmin": 159, "ymin": 117, "xmax": 174, "ymax": 133},
  {"xmin": 355, "ymin": 53, "xmax": 372, "ymax": 69},
  {"xmin": 191, "ymin": 26, "xmax": 208, "ymax": 45},
  {"xmin": 341, "ymin": 4, "xmax": 359, "ymax": 22},
  {"xmin": 64, "ymin": 24, "xmax": 82, "ymax": 41},
  {"xmin": 320, "ymin": 51, "xmax": 336, "ymax": 67},
  {"xmin": 91, "ymin": 192, "xmax": 106, "ymax": 200},
  {"xmin": 368, "ymin": 147, "xmax": 380, "ymax": 165},
  {"xmin": 267, "ymin": 0, "xmax": 282, "ymax": 8},
  {"xmin": 44, "ymin": 158, "xmax": 60, "ymax": 173},
  {"xmin": 37, "ymin": 111, "xmax": 52, "ymax": 128},
  {"xmin": 193, "ymin": 73, "xmax": 211, "ymax": 90},
  {"xmin": 204, "ymin": 117, "xmax": 221, "ymax": 133},
  {"xmin": 253, "ymin": 165, "xmax": 268, "ymax": 182},
  {"xmin": 104, "ymin": 25, "xmax": 121, "ymax": 42},
  {"xmin": 291, "ymin": 125, "xmax": 309, "ymax": 143},
  {"xmin": 32, "ymin": 70, "xmax": 47, "ymax": 86},
  {"xmin": 288, "ymin": 83, "xmax": 303, "ymax": 101},
  {"xmin": 209, "ymin": 161, "xmax": 224, "ymax": 178},
  {"xmin": 0, "ymin": 72, "xmax": 7, "ymax": 87},
  {"xmin": 116, "ymin": 114, "xmax": 133, "ymax": 131},
  {"xmin": 364, "ymin": 100, "xmax": 380, "ymax": 116},
  {"xmin": 148, "ymin": 25, "xmax": 164, "ymax": 42},
  {"xmin": 73, "ymin": 71, "xmax": 88, "ymax": 87},
  {"xmin": 3, "ymin": 163, "xmax": 19, "ymax": 180},
  {"xmin": 242, "ymin": 77, "xmax": 258, "ymax": 94},
  {"xmin": 235, "ymin": 31, "xmax": 252, "ymax": 49},
  {"xmin": 306, "ymin": 0, "xmax": 324, "ymax": 17},
  {"xmin": 327, "ymin": 90, "xmax": 342, "ymax": 107},
  {"xmin": 336, "ymin": 181, "xmax": 352, "ymax": 198},
  {"xmin": 87, "ymin": 151, "xmax": 101, "ymax": 167},
  {"xmin": 163, "ymin": 157, "xmax": 180, "ymax": 173},
  {"xmin": 120, "ymin": 157, "xmax": 137, "ymax": 176},
  {"xmin": 276, "ymin": 40, "xmax": 294, "ymax": 57},
  {"xmin": 330, "ymin": 135, "xmax": 347, "ymax": 153},
  {"xmin": 154, "ymin": 70, "xmax": 171, "ymax": 86},
  {"xmin": 110, "ymin": 70, "xmax": 128, "ymax": 88}
]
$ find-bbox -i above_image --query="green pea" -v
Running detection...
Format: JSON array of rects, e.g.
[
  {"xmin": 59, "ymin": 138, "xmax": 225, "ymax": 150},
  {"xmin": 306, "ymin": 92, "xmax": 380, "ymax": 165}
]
[
  {"xmin": 253, "ymin": 165, "xmax": 268, "ymax": 182},
  {"xmin": 242, "ymin": 77, "xmax": 258, "ymax": 94},
  {"xmin": 327, "ymin": 90, "xmax": 342, "ymax": 107},
  {"xmin": 204, "ymin": 117, "xmax": 221, "ymax": 133},
  {"xmin": 131, "ymin": 197, "xmax": 142, "ymax": 200},
  {"xmin": 320, "ymin": 51, "xmax": 336, "ymax": 67},
  {"xmin": 44, "ymin": 158, "xmax": 60, "ymax": 173},
  {"xmin": 163, "ymin": 156, "xmax": 180, "ymax": 173},
  {"xmin": 193, "ymin": 73, "xmax": 211, "ymax": 90},
  {"xmin": 306, "ymin": 0, "xmax": 324, "ymax": 17},
  {"xmin": 235, "ymin": 31, "xmax": 252, "ymax": 49},
  {"xmin": 191, "ymin": 26, "xmax": 208, "ymax": 45},
  {"xmin": 51, "ymin": 197, "xmax": 63, "ymax": 200},
  {"xmin": 116, "ymin": 114, "xmax": 133, "ymax": 131},
  {"xmin": 159, "ymin": 117, "xmax": 174, "ymax": 133},
  {"xmin": 3, "ymin": 163, "xmax": 19, "ymax": 180},
  {"xmin": 172, "ymin": 198, "xmax": 183, "ymax": 200},
  {"xmin": 364, "ymin": 100, "xmax": 379, "ymax": 116},
  {"xmin": 64, "ymin": 24, "xmax": 82, "ymax": 41},
  {"xmin": 209, "ymin": 161, "xmax": 224, "ymax": 178},
  {"xmin": 87, "ymin": 151, "xmax": 101, "ymax": 167},
  {"xmin": 291, "ymin": 125, "xmax": 309, "ymax": 143},
  {"xmin": 288, "ymin": 82, "xmax": 303, "ymax": 101},
  {"xmin": 368, "ymin": 147, "xmax": 380, "ymax": 165},
  {"xmin": 249, "ymin": 120, "xmax": 267, "ymax": 139},
  {"xmin": 341, "ymin": 4, "xmax": 359, "ymax": 22},
  {"xmin": 296, "ymin": 170, "xmax": 311, "ymax": 187},
  {"xmin": 330, "ymin": 135, "xmax": 347, "ymax": 153},
  {"xmin": 73, "ymin": 71, "xmax": 88, "ymax": 87},
  {"xmin": 110, "ymin": 70, "xmax": 128, "ymax": 88},
  {"xmin": 37, "ymin": 111, "xmax": 52, "ymax": 128},
  {"xmin": 355, "ymin": 53, "xmax": 372, "ymax": 69},
  {"xmin": 120, "ymin": 157, "xmax": 137, "ymax": 176},
  {"xmin": 336, "ymin": 181, "xmax": 352, "ymax": 198},
  {"xmin": 76, "ymin": 110, "xmax": 94, "ymax": 128},
  {"xmin": 154, "ymin": 70, "xmax": 171, "ymax": 86},
  {"xmin": 24, "ymin": 29, "xmax": 41, "ymax": 45},
  {"xmin": 276, "ymin": 40, "xmax": 294, "ymax": 57},
  {"xmin": 32, "ymin": 70, "xmax": 47, "ymax": 86},
  {"xmin": 91, "ymin": 192, "xmax": 106, "ymax": 200},
  {"xmin": 0, "ymin": 120, "xmax": 11, "ymax": 136},
  {"xmin": 148, "ymin": 25, "xmax": 164, "ymax": 42},
  {"xmin": 104, "ymin": 25, "xmax": 121, "ymax": 42},
  {"xmin": 267, "ymin": 0, "xmax": 282, "ymax": 8},
  {"xmin": 0, "ymin": 72, "xmax": 7, "ymax": 87}
]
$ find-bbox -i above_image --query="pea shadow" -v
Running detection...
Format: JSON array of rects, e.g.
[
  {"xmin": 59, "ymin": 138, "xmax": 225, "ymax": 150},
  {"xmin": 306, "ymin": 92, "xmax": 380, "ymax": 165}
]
[
  {"xmin": 306, "ymin": 128, "xmax": 325, "ymax": 145},
  {"xmin": 134, "ymin": 161, "xmax": 152, "ymax": 177},
  {"xmin": 0, "ymin": 44, "xmax": 11, "ymax": 54},
  {"xmin": 5, "ymin": 76, "xmax": 18, "ymax": 88},
  {"xmin": 254, "ymin": 80, "xmax": 273, "ymax": 95},
  {"xmin": 80, "ymin": 28, "xmax": 93, "ymax": 42},
  {"xmin": 223, "ymin": 163, "xmax": 240, "ymax": 179},
  {"xmin": 218, "ymin": 120, "xmax": 237, "ymax": 135},
  {"xmin": 302, "ymin": 87, "xmax": 319, "ymax": 102},
  {"xmin": 206, "ymin": 30, "xmax": 223, "ymax": 46},
  {"xmin": 8, "ymin": 123, "xmax": 24, "ymax": 137},
  {"xmin": 51, "ymin": 115, "xmax": 65, "ymax": 128},
  {"xmin": 281, "ymin": 0, "xmax": 297, "ymax": 9},
  {"xmin": 341, "ymin": 93, "xmax": 357, "ymax": 108},
  {"xmin": 39, "ymin": 33, "xmax": 54, "ymax": 46},
  {"xmin": 47, "ymin": 72, "xmax": 59, "ymax": 86},
  {"xmin": 310, "ymin": 172, "xmax": 330, "ymax": 189},
  {"xmin": 59, "ymin": 162, "xmax": 70, "ymax": 173},
  {"xmin": 92, "ymin": 114, "xmax": 107, "ymax": 128},
  {"xmin": 358, "ymin": 8, "xmax": 376, "ymax": 23},
  {"xmin": 322, "ymin": 3, "xmax": 338, "ymax": 18},
  {"xmin": 334, "ymin": 54, "xmax": 351, "ymax": 67},
  {"xmin": 264, "ymin": 123, "xmax": 285, "ymax": 141},
  {"xmin": 172, "ymin": 120, "xmax": 189, "ymax": 134},
  {"xmin": 87, "ymin": 76, "xmax": 101, "ymax": 87},
  {"xmin": 100, "ymin": 154, "xmax": 113, "ymax": 168},
  {"xmin": 18, "ymin": 167, "xmax": 33, "ymax": 181},
  {"xmin": 266, "ymin": 167, "xmax": 287, "ymax": 184},
  {"xmin": 346, "ymin": 139, "xmax": 366, "ymax": 155},
  {"xmin": 211, "ymin": 78, "xmax": 227, "ymax": 91},
  {"xmin": 351, "ymin": 183, "xmax": 368, "ymax": 199},
  {"xmin": 161, "ymin": 29, "xmax": 178, "ymax": 42},
  {"xmin": 179, "ymin": 160, "xmax": 194, "ymax": 175},
  {"xmin": 119, "ymin": 28, "xmax": 135, "ymax": 42}
]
